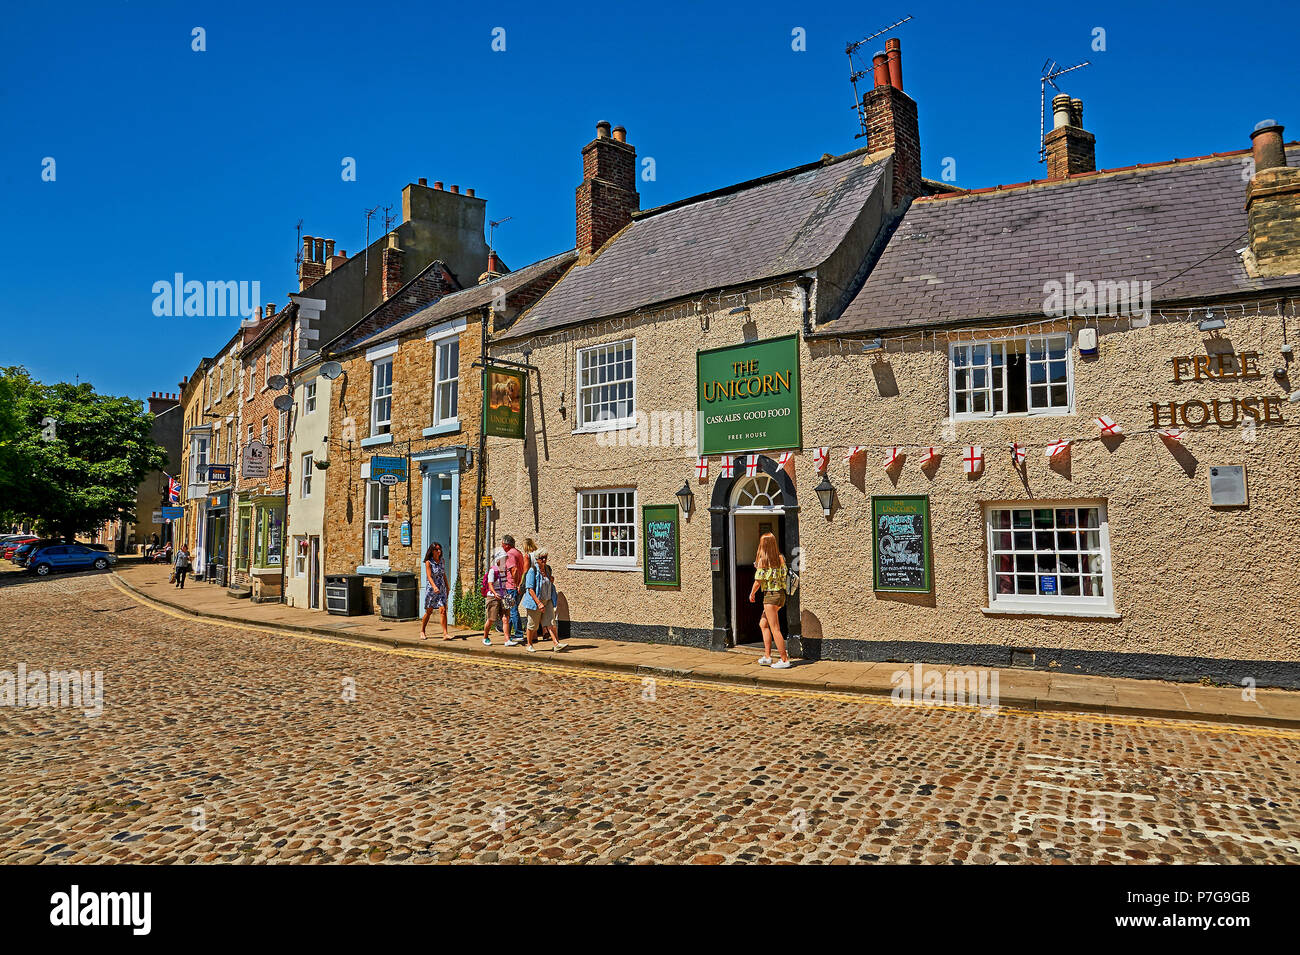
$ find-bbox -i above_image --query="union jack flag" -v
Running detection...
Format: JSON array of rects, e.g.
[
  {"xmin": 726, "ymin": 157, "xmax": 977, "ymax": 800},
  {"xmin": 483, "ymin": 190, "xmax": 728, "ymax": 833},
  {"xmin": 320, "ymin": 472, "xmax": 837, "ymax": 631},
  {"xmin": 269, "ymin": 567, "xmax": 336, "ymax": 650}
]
[
  {"xmin": 696, "ymin": 456, "xmax": 709, "ymax": 481},
  {"xmin": 166, "ymin": 474, "xmax": 180, "ymax": 504},
  {"xmin": 1008, "ymin": 442, "xmax": 1026, "ymax": 466}
]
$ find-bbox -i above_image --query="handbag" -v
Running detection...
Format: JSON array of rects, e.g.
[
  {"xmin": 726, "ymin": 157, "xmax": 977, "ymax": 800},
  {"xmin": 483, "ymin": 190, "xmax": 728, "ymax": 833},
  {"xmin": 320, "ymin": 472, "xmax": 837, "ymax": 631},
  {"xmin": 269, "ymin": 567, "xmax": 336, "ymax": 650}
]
[{"xmin": 785, "ymin": 563, "xmax": 800, "ymax": 595}]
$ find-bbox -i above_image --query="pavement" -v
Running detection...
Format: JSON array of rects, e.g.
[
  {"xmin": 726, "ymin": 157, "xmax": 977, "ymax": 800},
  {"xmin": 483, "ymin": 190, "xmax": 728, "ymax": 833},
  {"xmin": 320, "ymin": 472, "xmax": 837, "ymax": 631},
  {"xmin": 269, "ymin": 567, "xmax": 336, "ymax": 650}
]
[{"xmin": 111, "ymin": 560, "xmax": 1300, "ymax": 729}]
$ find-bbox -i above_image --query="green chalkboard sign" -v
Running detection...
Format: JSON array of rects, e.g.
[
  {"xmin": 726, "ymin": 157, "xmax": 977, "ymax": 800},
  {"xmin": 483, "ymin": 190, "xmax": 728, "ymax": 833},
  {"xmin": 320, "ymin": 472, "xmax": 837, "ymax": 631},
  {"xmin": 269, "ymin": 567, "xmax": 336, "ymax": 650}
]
[
  {"xmin": 871, "ymin": 495, "xmax": 933, "ymax": 593},
  {"xmin": 642, "ymin": 505, "xmax": 680, "ymax": 587}
]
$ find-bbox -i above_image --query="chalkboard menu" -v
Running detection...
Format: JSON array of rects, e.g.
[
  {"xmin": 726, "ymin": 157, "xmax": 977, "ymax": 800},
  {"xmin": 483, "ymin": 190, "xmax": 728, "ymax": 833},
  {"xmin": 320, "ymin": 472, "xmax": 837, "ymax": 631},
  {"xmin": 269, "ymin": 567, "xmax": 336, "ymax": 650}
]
[
  {"xmin": 642, "ymin": 505, "xmax": 680, "ymax": 587},
  {"xmin": 871, "ymin": 495, "xmax": 933, "ymax": 593}
]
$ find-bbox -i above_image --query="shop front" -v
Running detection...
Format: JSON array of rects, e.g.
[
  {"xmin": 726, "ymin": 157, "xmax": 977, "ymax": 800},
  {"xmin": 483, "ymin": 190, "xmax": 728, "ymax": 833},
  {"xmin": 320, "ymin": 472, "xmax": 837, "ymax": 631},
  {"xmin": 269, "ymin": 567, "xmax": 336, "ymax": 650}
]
[
  {"xmin": 203, "ymin": 490, "xmax": 231, "ymax": 586},
  {"xmin": 234, "ymin": 493, "xmax": 284, "ymax": 601}
]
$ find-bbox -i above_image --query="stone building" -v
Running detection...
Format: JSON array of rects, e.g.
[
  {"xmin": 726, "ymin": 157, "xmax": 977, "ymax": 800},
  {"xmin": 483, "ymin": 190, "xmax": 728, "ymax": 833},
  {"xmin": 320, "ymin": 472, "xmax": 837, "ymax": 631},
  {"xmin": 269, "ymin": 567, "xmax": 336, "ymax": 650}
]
[
  {"xmin": 318, "ymin": 250, "xmax": 575, "ymax": 616},
  {"xmin": 485, "ymin": 45, "xmax": 1300, "ymax": 687}
]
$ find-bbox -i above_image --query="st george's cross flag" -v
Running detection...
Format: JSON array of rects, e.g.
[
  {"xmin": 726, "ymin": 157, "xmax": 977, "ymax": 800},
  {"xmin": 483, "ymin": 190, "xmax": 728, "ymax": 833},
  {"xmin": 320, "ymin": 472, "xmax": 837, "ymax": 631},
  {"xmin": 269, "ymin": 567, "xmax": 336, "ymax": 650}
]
[
  {"xmin": 920, "ymin": 447, "xmax": 940, "ymax": 467},
  {"xmin": 1045, "ymin": 438, "xmax": 1072, "ymax": 458},
  {"xmin": 720, "ymin": 455, "xmax": 735, "ymax": 478},
  {"xmin": 813, "ymin": 447, "xmax": 830, "ymax": 473},
  {"xmin": 1009, "ymin": 442, "xmax": 1026, "ymax": 466},
  {"xmin": 695, "ymin": 457, "xmax": 709, "ymax": 481},
  {"xmin": 1157, "ymin": 428, "xmax": 1185, "ymax": 443},
  {"xmin": 777, "ymin": 451, "xmax": 794, "ymax": 469},
  {"xmin": 963, "ymin": 446, "xmax": 984, "ymax": 474},
  {"xmin": 882, "ymin": 447, "xmax": 902, "ymax": 469},
  {"xmin": 844, "ymin": 446, "xmax": 865, "ymax": 464},
  {"xmin": 166, "ymin": 474, "xmax": 181, "ymax": 504},
  {"xmin": 744, "ymin": 455, "xmax": 760, "ymax": 477},
  {"xmin": 1094, "ymin": 415, "xmax": 1123, "ymax": 436}
]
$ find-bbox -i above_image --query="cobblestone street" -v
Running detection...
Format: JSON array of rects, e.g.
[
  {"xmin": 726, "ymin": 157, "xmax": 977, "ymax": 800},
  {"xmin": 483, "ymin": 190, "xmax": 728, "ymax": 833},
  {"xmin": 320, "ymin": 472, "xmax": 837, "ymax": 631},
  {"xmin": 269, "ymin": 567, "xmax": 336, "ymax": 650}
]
[{"xmin": 2, "ymin": 573, "xmax": 1298, "ymax": 864}]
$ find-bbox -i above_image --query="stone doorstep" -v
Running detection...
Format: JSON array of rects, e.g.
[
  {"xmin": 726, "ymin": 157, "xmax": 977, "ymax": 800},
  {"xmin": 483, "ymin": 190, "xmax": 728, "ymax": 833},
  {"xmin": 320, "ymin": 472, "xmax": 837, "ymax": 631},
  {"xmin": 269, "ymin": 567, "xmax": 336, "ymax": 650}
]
[{"xmin": 109, "ymin": 568, "xmax": 1300, "ymax": 730}]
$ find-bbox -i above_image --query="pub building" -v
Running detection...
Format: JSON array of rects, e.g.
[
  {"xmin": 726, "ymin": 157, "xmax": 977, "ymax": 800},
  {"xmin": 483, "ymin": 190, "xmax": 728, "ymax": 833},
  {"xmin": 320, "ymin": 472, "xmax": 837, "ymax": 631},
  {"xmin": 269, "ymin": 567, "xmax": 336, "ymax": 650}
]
[{"xmin": 485, "ymin": 51, "xmax": 1300, "ymax": 687}]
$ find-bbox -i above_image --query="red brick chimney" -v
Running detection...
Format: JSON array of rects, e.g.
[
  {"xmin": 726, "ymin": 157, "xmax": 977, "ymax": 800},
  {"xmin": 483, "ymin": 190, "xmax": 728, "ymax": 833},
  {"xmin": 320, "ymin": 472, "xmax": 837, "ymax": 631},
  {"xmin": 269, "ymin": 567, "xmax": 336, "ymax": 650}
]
[
  {"xmin": 148, "ymin": 391, "xmax": 179, "ymax": 415},
  {"xmin": 478, "ymin": 251, "xmax": 506, "ymax": 285},
  {"xmin": 299, "ymin": 235, "xmax": 328, "ymax": 290},
  {"xmin": 863, "ymin": 38, "xmax": 922, "ymax": 210},
  {"xmin": 1244, "ymin": 119, "xmax": 1300, "ymax": 278},
  {"xmin": 576, "ymin": 121, "xmax": 639, "ymax": 259},
  {"xmin": 1044, "ymin": 94, "xmax": 1096, "ymax": 180},
  {"xmin": 381, "ymin": 232, "xmax": 405, "ymax": 299}
]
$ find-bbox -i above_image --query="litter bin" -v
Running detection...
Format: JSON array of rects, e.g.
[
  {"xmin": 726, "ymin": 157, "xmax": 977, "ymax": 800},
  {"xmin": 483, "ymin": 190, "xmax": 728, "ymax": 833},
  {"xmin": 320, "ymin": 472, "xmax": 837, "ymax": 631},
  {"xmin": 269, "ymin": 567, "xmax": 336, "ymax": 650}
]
[
  {"xmin": 380, "ymin": 572, "xmax": 419, "ymax": 621},
  {"xmin": 325, "ymin": 574, "xmax": 368, "ymax": 616}
]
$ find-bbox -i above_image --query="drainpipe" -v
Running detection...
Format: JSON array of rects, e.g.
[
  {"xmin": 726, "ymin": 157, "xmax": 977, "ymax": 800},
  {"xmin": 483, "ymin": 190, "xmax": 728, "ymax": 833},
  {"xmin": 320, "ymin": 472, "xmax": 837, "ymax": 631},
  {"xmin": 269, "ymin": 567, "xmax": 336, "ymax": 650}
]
[
  {"xmin": 474, "ymin": 305, "xmax": 488, "ymax": 583},
  {"xmin": 797, "ymin": 275, "xmax": 815, "ymax": 337}
]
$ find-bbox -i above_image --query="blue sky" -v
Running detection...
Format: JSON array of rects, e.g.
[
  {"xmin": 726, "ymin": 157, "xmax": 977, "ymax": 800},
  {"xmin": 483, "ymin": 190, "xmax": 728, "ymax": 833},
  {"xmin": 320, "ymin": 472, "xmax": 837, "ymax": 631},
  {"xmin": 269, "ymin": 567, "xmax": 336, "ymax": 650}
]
[{"xmin": 2, "ymin": 0, "xmax": 1297, "ymax": 400}]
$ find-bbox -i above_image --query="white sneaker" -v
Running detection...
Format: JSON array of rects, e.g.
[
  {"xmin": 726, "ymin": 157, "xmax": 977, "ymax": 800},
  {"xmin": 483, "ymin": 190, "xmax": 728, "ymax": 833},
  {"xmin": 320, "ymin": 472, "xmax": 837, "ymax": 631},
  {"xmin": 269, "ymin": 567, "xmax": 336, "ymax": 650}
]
[
  {"xmin": 757, "ymin": 656, "xmax": 772, "ymax": 666},
  {"xmin": 482, "ymin": 637, "xmax": 492, "ymax": 646},
  {"xmin": 526, "ymin": 645, "xmax": 536, "ymax": 653},
  {"xmin": 771, "ymin": 660, "xmax": 792, "ymax": 670},
  {"xmin": 503, "ymin": 638, "xmax": 521, "ymax": 647}
]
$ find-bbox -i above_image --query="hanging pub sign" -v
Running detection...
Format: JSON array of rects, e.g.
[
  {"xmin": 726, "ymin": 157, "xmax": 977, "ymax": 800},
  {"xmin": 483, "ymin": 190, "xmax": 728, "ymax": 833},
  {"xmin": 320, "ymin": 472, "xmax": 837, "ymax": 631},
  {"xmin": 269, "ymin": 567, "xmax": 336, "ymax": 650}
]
[
  {"xmin": 240, "ymin": 440, "xmax": 269, "ymax": 479},
  {"xmin": 871, "ymin": 495, "xmax": 933, "ymax": 594},
  {"xmin": 370, "ymin": 455, "xmax": 407, "ymax": 483},
  {"xmin": 642, "ymin": 505, "xmax": 680, "ymax": 587},
  {"xmin": 483, "ymin": 366, "xmax": 526, "ymax": 440},
  {"xmin": 697, "ymin": 334, "xmax": 802, "ymax": 456}
]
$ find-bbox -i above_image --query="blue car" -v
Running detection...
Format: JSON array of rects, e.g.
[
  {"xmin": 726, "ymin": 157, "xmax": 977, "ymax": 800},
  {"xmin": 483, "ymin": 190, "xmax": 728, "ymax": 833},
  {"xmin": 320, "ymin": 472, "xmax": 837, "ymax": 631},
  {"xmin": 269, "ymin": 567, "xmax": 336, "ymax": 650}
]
[{"xmin": 28, "ymin": 544, "xmax": 117, "ymax": 576}]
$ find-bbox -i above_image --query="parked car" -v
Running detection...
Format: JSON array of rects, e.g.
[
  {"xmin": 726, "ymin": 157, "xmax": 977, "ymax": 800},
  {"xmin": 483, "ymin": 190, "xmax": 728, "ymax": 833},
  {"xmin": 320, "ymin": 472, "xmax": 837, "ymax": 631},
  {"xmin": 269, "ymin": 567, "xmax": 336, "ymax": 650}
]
[
  {"xmin": 27, "ymin": 544, "xmax": 117, "ymax": 576},
  {"xmin": 13, "ymin": 539, "xmax": 62, "ymax": 567},
  {"xmin": 3, "ymin": 536, "xmax": 38, "ymax": 560}
]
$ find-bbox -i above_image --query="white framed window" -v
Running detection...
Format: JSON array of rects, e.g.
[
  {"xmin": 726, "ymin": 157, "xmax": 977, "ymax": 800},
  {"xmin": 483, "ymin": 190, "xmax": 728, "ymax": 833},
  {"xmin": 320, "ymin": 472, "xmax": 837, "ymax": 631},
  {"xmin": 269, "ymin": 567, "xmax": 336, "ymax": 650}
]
[
  {"xmin": 246, "ymin": 423, "xmax": 254, "ymax": 445},
  {"xmin": 276, "ymin": 410, "xmax": 287, "ymax": 465},
  {"xmin": 293, "ymin": 536, "xmax": 309, "ymax": 577},
  {"xmin": 576, "ymin": 488, "xmax": 637, "ymax": 566},
  {"xmin": 225, "ymin": 359, "xmax": 233, "ymax": 396},
  {"xmin": 189, "ymin": 435, "xmax": 209, "ymax": 485},
  {"xmin": 261, "ymin": 416, "xmax": 268, "ymax": 446},
  {"xmin": 300, "ymin": 452, "xmax": 313, "ymax": 497},
  {"xmin": 986, "ymin": 502, "xmax": 1113, "ymax": 615},
  {"xmin": 433, "ymin": 337, "xmax": 460, "ymax": 426},
  {"xmin": 577, "ymin": 339, "xmax": 635, "ymax": 430},
  {"xmin": 304, "ymin": 381, "xmax": 317, "ymax": 414},
  {"xmin": 281, "ymin": 329, "xmax": 290, "ymax": 375},
  {"xmin": 365, "ymin": 481, "xmax": 390, "ymax": 567},
  {"xmin": 226, "ymin": 421, "xmax": 234, "ymax": 462},
  {"xmin": 206, "ymin": 369, "xmax": 214, "ymax": 408},
  {"xmin": 212, "ymin": 427, "xmax": 220, "ymax": 467},
  {"xmin": 950, "ymin": 334, "xmax": 1072, "ymax": 419},
  {"xmin": 263, "ymin": 352, "xmax": 271, "ymax": 389},
  {"xmin": 247, "ymin": 363, "xmax": 255, "ymax": 400},
  {"xmin": 371, "ymin": 357, "xmax": 393, "ymax": 435}
]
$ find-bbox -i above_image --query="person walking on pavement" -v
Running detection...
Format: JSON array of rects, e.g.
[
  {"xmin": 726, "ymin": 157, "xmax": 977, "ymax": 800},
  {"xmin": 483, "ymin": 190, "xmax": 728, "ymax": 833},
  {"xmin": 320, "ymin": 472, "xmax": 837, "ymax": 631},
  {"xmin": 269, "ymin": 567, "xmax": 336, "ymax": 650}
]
[
  {"xmin": 481, "ymin": 549, "xmax": 511, "ymax": 646},
  {"xmin": 520, "ymin": 548, "xmax": 565, "ymax": 653},
  {"xmin": 540, "ymin": 552, "xmax": 565, "ymax": 650},
  {"xmin": 748, "ymin": 532, "xmax": 792, "ymax": 668},
  {"xmin": 420, "ymin": 542, "xmax": 450, "ymax": 640},
  {"xmin": 173, "ymin": 544, "xmax": 192, "ymax": 589},
  {"xmin": 501, "ymin": 535, "xmax": 525, "ymax": 647}
]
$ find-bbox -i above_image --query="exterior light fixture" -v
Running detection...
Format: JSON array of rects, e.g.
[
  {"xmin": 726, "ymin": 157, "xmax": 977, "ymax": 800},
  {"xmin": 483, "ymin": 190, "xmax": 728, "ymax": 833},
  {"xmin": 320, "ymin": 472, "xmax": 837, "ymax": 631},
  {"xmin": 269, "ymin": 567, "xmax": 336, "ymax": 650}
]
[
  {"xmin": 814, "ymin": 473, "xmax": 835, "ymax": 518},
  {"xmin": 1198, "ymin": 309, "xmax": 1226, "ymax": 332},
  {"xmin": 675, "ymin": 481, "xmax": 695, "ymax": 518},
  {"xmin": 728, "ymin": 305, "xmax": 750, "ymax": 316}
]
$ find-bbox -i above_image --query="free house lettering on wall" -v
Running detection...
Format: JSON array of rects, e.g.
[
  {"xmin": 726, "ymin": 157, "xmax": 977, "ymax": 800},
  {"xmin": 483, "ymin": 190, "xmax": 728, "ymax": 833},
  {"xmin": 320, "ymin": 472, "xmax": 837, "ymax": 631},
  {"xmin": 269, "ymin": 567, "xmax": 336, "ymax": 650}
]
[{"xmin": 1150, "ymin": 350, "xmax": 1284, "ymax": 428}]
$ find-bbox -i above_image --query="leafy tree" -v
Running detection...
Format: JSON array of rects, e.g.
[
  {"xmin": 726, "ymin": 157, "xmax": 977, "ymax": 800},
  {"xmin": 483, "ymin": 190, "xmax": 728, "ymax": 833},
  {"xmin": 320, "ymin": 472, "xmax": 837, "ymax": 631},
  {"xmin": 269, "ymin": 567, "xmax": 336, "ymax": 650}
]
[{"xmin": 0, "ymin": 370, "xmax": 167, "ymax": 541}]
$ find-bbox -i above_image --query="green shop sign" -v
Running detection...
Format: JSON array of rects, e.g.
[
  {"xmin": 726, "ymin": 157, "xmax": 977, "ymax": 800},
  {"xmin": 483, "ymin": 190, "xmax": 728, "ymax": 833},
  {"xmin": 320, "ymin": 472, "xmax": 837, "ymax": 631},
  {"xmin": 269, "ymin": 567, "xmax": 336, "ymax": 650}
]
[{"xmin": 697, "ymin": 334, "xmax": 802, "ymax": 456}]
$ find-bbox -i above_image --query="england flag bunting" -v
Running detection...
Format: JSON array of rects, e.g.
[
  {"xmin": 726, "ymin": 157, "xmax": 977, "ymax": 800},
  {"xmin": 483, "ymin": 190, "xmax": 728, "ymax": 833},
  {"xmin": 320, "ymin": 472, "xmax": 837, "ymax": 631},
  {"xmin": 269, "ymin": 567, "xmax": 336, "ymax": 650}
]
[
  {"xmin": 777, "ymin": 451, "xmax": 794, "ymax": 469},
  {"xmin": 1095, "ymin": 415, "xmax": 1123, "ymax": 436},
  {"xmin": 720, "ymin": 455, "xmax": 735, "ymax": 478},
  {"xmin": 744, "ymin": 455, "xmax": 760, "ymax": 477},
  {"xmin": 1045, "ymin": 438, "xmax": 1072, "ymax": 458},
  {"xmin": 882, "ymin": 447, "xmax": 902, "ymax": 469},
  {"xmin": 1157, "ymin": 428, "xmax": 1185, "ymax": 443},
  {"xmin": 813, "ymin": 447, "xmax": 829, "ymax": 473},
  {"xmin": 963, "ymin": 446, "xmax": 984, "ymax": 474},
  {"xmin": 844, "ymin": 446, "xmax": 865, "ymax": 464},
  {"xmin": 166, "ymin": 474, "xmax": 181, "ymax": 504},
  {"xmin": 695, "ymin": 456, "xmax": 709, "ymax": 481},
  {"xmin": 1009, "ymin": 442, "xmax": 1026, "ymax": 466},
  {"xmin": 920, "ymin": 447, "xmax": 940, "ymax": 467}
]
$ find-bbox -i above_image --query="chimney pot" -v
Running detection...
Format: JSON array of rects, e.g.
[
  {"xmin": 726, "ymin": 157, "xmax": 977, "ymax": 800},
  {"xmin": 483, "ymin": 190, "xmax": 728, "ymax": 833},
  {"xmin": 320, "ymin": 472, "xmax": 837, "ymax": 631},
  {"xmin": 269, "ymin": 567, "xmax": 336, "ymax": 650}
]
[
  {"xmin": 433, "ymin": 181, "xmax": 444, "ymax": 190},
  {"xmin": 1070, "ymin": 98, "xmax": 1084, "ymax": 128},
  {"xmin": 1045, "ymin": 95, "xmax": 1096, "ymax": 179},
  {"xmin": 266, "ymin": 303, "xmax": 275, "ymax": 318},
  {"xmin": 1052, "ymin": 93, "xmax": 1073, "ymax": 130},
  {"xmin": 885, "ymin": 37, "xmax": 903, "ymax": 91},
  {"xmin": 1251, "ymin": 120, "xmax": 1286, "ymax": 172},
  {"xmin": 612, "ymin": 126, "xmax": 626, "ymax": 143},
  {"xmin": 872, "ymin": 52, "xmax": 890, "ymax": 89},
  {"xmin": 418, "ymin": 177, "xmax": 427, "ymax": 186},
  {"xmin": 450, "ymin": 184, "xmax": 459, "ymax": 193},
  {"xmin": 324, "ymin": 239, "xmax": 334, "ymax": 259},
  {"xmin": 596, "ymin": 120, "xmax": 611, "ymax": 139},
  {"xmin": 466, "ymin": 187, "xmax": 475, "ymax": 197}
]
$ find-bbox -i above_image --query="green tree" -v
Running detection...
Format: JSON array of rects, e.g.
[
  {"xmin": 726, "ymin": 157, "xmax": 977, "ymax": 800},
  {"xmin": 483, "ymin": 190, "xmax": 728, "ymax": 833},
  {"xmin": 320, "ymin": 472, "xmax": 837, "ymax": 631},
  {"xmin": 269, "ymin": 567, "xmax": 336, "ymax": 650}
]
[{"xmin": 1, "ymin": 370, "xmax": 167, "ymax": 541}]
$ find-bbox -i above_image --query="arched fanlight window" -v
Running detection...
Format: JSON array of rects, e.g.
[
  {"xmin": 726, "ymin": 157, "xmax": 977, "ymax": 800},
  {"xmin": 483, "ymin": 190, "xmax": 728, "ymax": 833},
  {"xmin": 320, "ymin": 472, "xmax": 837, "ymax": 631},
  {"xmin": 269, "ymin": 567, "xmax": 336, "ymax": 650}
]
[{"xmin": 732, "ymin": 473, "xmax": 783, "ymax": 508}]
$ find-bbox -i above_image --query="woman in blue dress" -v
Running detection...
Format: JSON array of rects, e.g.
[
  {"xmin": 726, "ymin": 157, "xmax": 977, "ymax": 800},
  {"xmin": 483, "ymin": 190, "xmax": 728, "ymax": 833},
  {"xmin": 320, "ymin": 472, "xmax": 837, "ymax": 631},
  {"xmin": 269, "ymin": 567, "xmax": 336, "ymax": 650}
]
[{"xmin": 420, "ymin": 542, "xmax": 449, "ymax": 640}]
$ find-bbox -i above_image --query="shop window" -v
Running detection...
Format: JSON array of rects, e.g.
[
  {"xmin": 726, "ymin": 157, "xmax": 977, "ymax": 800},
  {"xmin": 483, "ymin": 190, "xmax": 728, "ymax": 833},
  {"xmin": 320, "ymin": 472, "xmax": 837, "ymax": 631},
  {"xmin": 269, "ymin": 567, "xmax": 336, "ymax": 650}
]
[
  {"xmin": 986, "ymin": 503, "xmax": 1112, "ymax": 614},
  {"xmin": 371, "ymin": 358, "xmax": 393, "ymax": 435},
  {"xmin": 577, "ymin": 488, "xmax": 637, "ymax": 565},
  {"xmin": 235, "ymin": 507, "xmax": 251, "ymax": 571},
  {"xmin": 365, "ymin": 481, "xmax": 390, "ymax": 567},
  {"xmin": 256, "ymin": 506, "xmax": 284, "ymax": 567},
  {"xmin": 950, "ymin": 334, "xmax": 1071, "ymax": 419},
  {"xmin": 300, "ymin": 452, "xmax": 313, "ymax": 497},
  {"xmin": 433, "ymin": 338, "xmax": 460, "ymax": 426},
  {"xmin": 577, "ymin": 339, "xmax": 635, "ymax": 430}
]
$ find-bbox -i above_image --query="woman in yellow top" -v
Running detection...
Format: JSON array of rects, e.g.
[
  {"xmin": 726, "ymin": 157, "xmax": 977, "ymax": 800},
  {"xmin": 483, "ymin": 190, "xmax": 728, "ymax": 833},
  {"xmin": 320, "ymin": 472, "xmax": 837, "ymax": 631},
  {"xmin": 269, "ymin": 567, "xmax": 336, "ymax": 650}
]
[{"xmin": 748, "ymin": 532, "xmax": 792, "ymax": 669}]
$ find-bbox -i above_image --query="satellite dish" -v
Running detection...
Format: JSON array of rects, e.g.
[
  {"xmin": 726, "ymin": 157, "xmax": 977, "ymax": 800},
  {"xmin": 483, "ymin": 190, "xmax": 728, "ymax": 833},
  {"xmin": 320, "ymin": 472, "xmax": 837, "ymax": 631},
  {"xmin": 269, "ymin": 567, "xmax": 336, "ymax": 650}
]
[
  {"xmin": 320, "ymin": 361, "xmax": 343, "ymax": 380},
  {"xmin": 273, "ymin": 394, "xmax": 294, "ymax": 412},
  {"xmin": 268, "ymin": 374, "xmax": 287, "ymax": 390}
]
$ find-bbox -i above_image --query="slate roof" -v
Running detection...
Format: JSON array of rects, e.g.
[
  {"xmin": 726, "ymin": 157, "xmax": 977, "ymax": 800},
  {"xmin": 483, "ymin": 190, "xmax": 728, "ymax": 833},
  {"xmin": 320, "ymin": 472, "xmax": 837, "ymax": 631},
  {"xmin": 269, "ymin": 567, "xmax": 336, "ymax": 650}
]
[
  {"xmin": 829, "ymin": 145, "xmax": 1300, "ymax": 335},
  {"xmin": 345, "ymin": 250, "xmax": 578, "ymax": 353},
  {"xmin": 502, "ymin": 150, "xmax": 890, "ymax": 340}
]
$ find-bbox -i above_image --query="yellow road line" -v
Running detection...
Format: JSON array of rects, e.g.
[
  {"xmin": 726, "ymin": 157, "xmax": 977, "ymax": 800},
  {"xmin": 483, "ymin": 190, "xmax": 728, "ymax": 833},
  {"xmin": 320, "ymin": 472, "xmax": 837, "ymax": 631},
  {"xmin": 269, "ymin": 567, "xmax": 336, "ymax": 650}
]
[{"xmin": 108, "ymin": 577, "xmax": 1300, "ymax": 742}]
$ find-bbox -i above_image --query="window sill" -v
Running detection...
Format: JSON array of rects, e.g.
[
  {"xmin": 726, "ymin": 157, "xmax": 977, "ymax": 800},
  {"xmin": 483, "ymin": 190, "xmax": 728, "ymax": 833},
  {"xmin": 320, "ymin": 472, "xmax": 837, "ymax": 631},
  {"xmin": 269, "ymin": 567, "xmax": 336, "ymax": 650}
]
[
  {"xmin": 567, "ymin": 561, "xmax": 640, "ymax": 572},
  {"xmin": 356, "ymin": 564, "xmax": 389, "ymax": 576},
  {"xmin": 423, "ymin": 421, "xmax": 461, "ymax": 438},
  {"xmin": 360, "ymin": 434, "xmax": 393, "ymax": 448},
  {"xmin": 572, "ymin": 419, "xmax": 637, "ymax": 435},
  {"xmin": 981, "ymin": 605, "xmax": 1120, "ymax": 620},
  {"xmin": 951, "ymin": 410, "xmax": 1077, "ymax": 423}
]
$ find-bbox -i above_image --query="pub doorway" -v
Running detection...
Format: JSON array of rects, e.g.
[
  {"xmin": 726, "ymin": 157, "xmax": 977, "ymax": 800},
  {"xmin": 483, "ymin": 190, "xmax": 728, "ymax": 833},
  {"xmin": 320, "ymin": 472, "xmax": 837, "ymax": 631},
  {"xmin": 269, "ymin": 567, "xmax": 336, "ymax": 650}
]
[{"xmin": 728, "ymin": 472, "xmax": 789, "ymax": 647}]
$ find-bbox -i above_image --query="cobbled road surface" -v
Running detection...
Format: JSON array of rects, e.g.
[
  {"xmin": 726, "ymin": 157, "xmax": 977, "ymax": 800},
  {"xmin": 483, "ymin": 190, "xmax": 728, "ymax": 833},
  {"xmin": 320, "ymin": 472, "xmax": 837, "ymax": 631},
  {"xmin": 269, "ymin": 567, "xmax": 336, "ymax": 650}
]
[{"xmin": 1, "ymin": 573, "xmax": 1298, "ymax": 864}]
